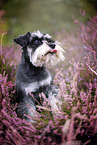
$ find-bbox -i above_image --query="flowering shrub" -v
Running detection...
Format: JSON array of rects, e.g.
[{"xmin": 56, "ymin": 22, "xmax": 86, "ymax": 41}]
[
  {"xmin": 0, "ymin": 59, "xmax": 97, "ymax": 144},
  {"xmin": 0, "ymin": 57, "xmax": 17, "ymax": 82},
  {"xmin": 80, "ymin": 15, "xmax": 97, "ymax": 53},
  {"xmin": 0, "ymin": 14, "xmax": 97, "ymax": 145}
]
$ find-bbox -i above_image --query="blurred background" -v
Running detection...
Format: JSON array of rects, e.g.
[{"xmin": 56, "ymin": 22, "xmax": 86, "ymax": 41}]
[{"xmin": 0, "ymin": 0, "xmax": 97, "ymax": 46}]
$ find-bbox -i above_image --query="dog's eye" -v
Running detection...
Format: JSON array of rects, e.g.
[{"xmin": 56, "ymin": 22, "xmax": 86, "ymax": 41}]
[{"xmin": 49, "ymin": 44, "xmax": 55, "ymax": 49}]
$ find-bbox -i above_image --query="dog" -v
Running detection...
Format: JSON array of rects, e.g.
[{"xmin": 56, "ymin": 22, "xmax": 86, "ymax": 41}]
[{"xmin": 14, "ymin": 31, "xmax": 65, "ymax": 120}]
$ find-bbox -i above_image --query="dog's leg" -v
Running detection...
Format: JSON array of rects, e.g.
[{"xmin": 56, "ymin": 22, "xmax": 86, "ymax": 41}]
[
  {"xmin": 49, "ymin": 93, "xmax": 59, "ymax": 112},
  {"xmin": 25, "ymin": 98, "xmax": 36, "ymax": 122},
  {"xmin": 16, "ymin": 82, "xmax": 36, "ymax": 121},
  {"xmin": 16, "ymin": 97, "xmax": 36, "ymax": 121},
  {"xmin": 48, "ymin": 85, "xmax": 61, "ymax": 114},
  {"xmin": 48, "ymin": 83, "xmax": 63, "ymax": 115}
]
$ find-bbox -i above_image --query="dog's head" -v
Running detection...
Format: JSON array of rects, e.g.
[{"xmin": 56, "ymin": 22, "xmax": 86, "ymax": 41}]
[{"xmin": 14, "ymin": 31, "xmax": 65, "ymax": 67}]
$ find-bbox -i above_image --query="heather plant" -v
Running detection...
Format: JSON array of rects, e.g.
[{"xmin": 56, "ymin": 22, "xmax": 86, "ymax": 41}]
[
  {"xmin": 0, "ymin": 56, "xmax": 17, "ymax": 82},
  {"xmin": 80, "ymin": 14, "xmax": 97, "ymax": 53},
  {"xmin": 0, "ymin": 58, "xmax": 97, "ymax": 144},
  {"xmin": 0, "ymin": 33, "xmax": 17, "ymax": 81},
  {"xmin": 0, "ymin": 14, "xmax": 97, "ymax": 145}
]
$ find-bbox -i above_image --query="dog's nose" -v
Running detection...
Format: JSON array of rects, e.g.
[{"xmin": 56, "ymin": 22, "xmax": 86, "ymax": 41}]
[
  {"xmin": 14, "ymin": 38, "xmax": 16, "ymax": 42},
  {"xmin": 49, "ymin": 44, "xmax": 55, "ymax": 49}
]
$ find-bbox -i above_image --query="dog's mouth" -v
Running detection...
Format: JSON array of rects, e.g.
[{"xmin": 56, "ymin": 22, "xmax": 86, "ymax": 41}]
[{"xmin": 45, "ymin": 49, "xmax": 57, "ymax": 56}]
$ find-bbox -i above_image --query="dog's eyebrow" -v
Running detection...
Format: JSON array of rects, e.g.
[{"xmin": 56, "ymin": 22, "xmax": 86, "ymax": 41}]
[
  {"xmin": 30, "ymin": 37, "xmax": 39, "ymax": 43},
  {"xmin": 31, "ymin": 36, "xmax": 43, "ymax": 41},
  {"xmin": 45, "ymin": 38, "xmax": 55, "ymax": 43},
  {"xmin": 31, "ymin": 36, "xmax": 38, "ymax": 39}
]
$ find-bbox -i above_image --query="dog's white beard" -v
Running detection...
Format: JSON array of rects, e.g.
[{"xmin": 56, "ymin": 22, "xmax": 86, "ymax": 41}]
[{"xmin": 27, "ymin": 42, "xmax": 65, "ymax": 67}]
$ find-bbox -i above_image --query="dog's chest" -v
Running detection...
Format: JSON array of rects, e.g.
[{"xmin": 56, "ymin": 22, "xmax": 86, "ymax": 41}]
[{"xmin": 25, "ymin": 74, "xmax": 52, "ymax": 95}]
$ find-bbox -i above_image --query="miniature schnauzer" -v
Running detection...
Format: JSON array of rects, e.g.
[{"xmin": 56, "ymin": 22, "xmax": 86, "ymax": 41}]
[{"xmin": 14, "ymin": 31, "xmax": 65, "ymax": 120}]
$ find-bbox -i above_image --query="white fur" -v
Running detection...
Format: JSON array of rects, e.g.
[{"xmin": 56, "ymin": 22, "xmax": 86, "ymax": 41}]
[
  {"xmin": 25, "ymin": 74, "xmax": 52, "ymax": 95},
  {"xmin": 27, "ymin": 42, "xmax": 52, "ymax": 67},
  {"xmin": 39, "ymin": 74, "xmax": 52, "ymax": 86},
  {"xmin": 27, "ymin": 47, "xmax": 32, "ymax": 62},
  {"xmin": 31, "ymin": 30, "xmax": 52, "ymax": 39},
  {"xmin": 27, "ymin": 41, "xmax": 65, "ymax": 67},
  {"xmin": 31, "ymin": 30, "xmax": 43, "ymax": 38},
  {"xmin": 49, "ymin": 93, "xmax": 59, "ymax": 112},
  {"xmin": 44, "ymin": 33, "xmax": 52, "ymax": 39},
  {"xmin": 55, "ymin": 41, "xmax": 65, "ymax": 61},
  {"xmin": 25, "ymin": 82, "xmax": 38, "ymax": 95}
]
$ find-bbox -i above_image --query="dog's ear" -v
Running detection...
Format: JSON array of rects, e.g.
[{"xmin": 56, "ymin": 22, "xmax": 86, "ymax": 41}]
[{"xmin": 14, "ymin": 32, "xmax": 31, "ymax": 47}]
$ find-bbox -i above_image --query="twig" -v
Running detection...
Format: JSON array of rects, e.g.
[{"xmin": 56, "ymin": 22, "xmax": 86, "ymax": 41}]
[
  {"xmin": 36, "ymin": 105, "xmax": 52, "ymax": 111},
  {"xmin": 28, "ymin": 92, "xmax": 41, "ymax": 106},
  {"xmin": 39, "ymin": 121, "xmax": 52, "ymax": 145},
  {"xmin": 72, "ymin": 71, "xmax": 79, "ymax": 89},
  {"xmin": 74, "ymin": 119, "xmax": 82, "ymax": 138},
  {"xmin": 36, "ymin": 105, "xmax": 66, "ymax": 114},
  {"xmin": 83, "ymin": 139, "xmax": 91, "ymax": 145},
  {"xmin": 0, "ymin": 32, "xmax": 7, "ymax": 62},
  {"xmin": 87, "ymin": 64, "xmax": 97, "ymax": 75},
  {"xmin": 72, "ymin": 71, "xmax": 79, "ymax": 100}
]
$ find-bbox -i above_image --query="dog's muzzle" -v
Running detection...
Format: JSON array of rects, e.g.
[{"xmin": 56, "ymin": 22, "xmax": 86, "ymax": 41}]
[{"xmin": 45, "ymin": 49, "xmax": 57, "ymax": 56}]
